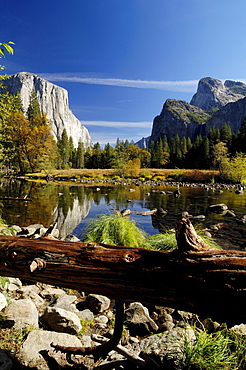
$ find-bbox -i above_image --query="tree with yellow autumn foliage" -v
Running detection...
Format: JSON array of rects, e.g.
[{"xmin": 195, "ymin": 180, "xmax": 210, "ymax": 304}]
[{"xmin": 2, "ymin": 111, "xmax": 56, "ymax": 172}]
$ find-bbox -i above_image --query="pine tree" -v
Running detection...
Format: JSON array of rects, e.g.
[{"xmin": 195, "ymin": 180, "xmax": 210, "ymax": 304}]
[
  {"xmin": 201, "ymin": 137, "xmax": 210, "ymax": 169},
  {"xmin": 27, "ymin": 90, "xmax": 41, "ymax": 122},
  {"xmin": 220, "ymin": 123, "xmax": 232, "ymax": 146},
  {"xmin": 74, "ymin": 141, "xmax": 84, "ymax": 168},
  {"xmin": 57, "ymin": 129, "xmax": 70, "ymax": 168},
  {"xmin": 156, "ymin": 138, "xmax": 164, "ymax": 168},
  {"xmin": 236, "ymin": 116, "xmax": 246, "ymax": 153},
  {"xmin": 208, "ymin": 127, "xmax": 220, "ymax": 146}
]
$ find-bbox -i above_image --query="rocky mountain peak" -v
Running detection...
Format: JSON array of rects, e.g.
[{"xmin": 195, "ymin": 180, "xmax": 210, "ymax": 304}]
[
  {"xmin": 224, "ymin": 80, "xmax": 246, "ymax": 96},
  {"xmin": 2, "ymin": 72, "xmax": 92, "ymax": 148},
  {"xmin": 190, "ymin": 77, "xmax": 244, "ymax": 111},
  {"xmin": 150, "ymin": 99, "xmax": 210, "ymax": 143}
]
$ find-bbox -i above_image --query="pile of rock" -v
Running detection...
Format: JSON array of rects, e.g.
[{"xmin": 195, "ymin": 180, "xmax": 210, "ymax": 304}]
[{"xmin": 0, "ymin": 276, "xmax": 213, "ymax": 369}]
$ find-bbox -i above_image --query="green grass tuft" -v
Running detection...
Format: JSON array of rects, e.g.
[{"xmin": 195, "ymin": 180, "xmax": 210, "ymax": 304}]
[
  {"xmin": 143, "ymin": 232, "xmax": 177, "ymax": 251},
  {"xmin": 83, "ymin": 213, "xmax": 147, "ymax": 248},
  {"xmin": 182, "ymin": 328, "xmax": 245, "ymax": 369}
]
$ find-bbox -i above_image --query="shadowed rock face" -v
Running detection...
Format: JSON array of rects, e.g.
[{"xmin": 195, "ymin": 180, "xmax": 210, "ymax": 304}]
[
  {"xmin": 190, "ymin": 77, "xmax": 244, "ymax": 111},
  {"xmin": 203, "ymin": 95, "xmax": 246, "ymax": 135},
  {"xmin": 2, "ymin": 72, "xmax": 92, "ymax": 148},
  {"xmin": 150, "ymin": 98, "xmax": 210, "ymax": 142}
]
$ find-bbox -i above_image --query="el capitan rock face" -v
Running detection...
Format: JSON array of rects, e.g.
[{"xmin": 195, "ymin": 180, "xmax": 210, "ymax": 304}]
[{"xmin": 2, "ymin": 72, "xmax": 92, "ymax": 148}]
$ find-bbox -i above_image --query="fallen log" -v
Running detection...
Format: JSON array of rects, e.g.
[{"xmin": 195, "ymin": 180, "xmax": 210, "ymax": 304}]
[{"xmin": 0, "ymin": 218, "xmax": 245, "ymax": 325}]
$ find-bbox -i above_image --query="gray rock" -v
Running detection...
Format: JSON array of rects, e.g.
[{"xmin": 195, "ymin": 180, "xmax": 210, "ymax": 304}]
[
  {"xmin": 202, "ymin": 318, "xmax": 220, "ymax": 333},
  {"xmin": 95, "ymin": 315, "xmax": 108, "ymax": 324},
  {"xmin": 80, "ymin": 335, "xmax": 92, "ymax": 347},
  {"xmin": 19, "ymin": 286, "xmax": 46, "ymax": 313},
  {"xmin": 18, "ymin": 329, "xmax": 82, "ymax": 370},
  {"xmin": 18, "ymin": 284, "xmax": 40, "ymax": 296},
  {"xmin": 4, "ymin": 298, "xmax": 39, "ymax": 329},
  {"xmin": 0, "ymin": 293, "xmax": 7, "ymax": 311},
  {"xmin": 63, "ymin": 234, "xmax": 81, "ymax": 242},
  {"xmin": 51, "ymin": 293, "xmax": 78, "ymax": 312},
  {"xmin": 40, "ymin": 287, "xmax": 66, "ymax": 300},
  {"xmin": 80, "ymin": 308, "xmax": 95, "ymax": 321},
  {"xmin": 3, "ymin": 72, "xmax": 92, "ymax": 148},
  {"xmin": 42, "ymin": 306, "xmax": 82, "ymax": 334},
  {"xmin": 124, "ymin": 302, "xmax": 158, "ymax": 337},
  {"xmin": 224, "ymin": 210, "xmax": 236, "ymax": 217},
  {"xmin": 28, "ymin": 293, "xmax": 46, "ymax": 315},
  {"xmin": 156, "ymin": 313, "xmax": 175, "ymax": 332},
  {"xmin": 208, "ymin": 203, "xmax": 228, "ymax": 213},
  {"xmin": 0, "ymin": 349, "xmax": 13, "ymax": 370},
  {"xmin": 86, "ymin": 294, "xmax": 111, "ymax": 314},
  {"xmin": 230, "ymin": 323, "xmax": 246, "ymax": 335},
  {"xmin": 9, "ymin": 225, "xmax": 22, "ymax": 234},
  {"xmin": 130, "ymin": 326, "xmax": 195, "ymax": 369},
  {"xmin": 5, "ymin": 277, "xmax": 22, "ymax": 292}
]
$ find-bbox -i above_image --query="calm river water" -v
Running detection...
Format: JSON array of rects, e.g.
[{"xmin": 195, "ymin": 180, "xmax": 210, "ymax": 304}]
[{"xmin": 0, "ymin": 179, "xmax": 245, "ymax": 250}]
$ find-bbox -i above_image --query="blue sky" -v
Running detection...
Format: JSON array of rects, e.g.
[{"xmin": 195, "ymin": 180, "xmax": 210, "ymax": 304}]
[{"xmin": 2, "ymin": 0, "xmax": 246, "ymax": 145}]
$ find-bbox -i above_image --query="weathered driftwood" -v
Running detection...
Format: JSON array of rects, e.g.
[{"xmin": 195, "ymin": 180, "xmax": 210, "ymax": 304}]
[{"xmin": 0, "ymin": 218, "xmax": 246, "ymax": 325}]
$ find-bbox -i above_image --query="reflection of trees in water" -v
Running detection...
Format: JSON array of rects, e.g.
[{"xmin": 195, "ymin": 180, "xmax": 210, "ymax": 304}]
[{"xmin": 0, "ymin": 181, "xmax": 58, "ymax": 227}]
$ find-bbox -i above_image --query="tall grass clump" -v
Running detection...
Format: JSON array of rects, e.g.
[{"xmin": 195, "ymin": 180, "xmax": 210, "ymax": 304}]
[
  {"xmin": 182, "ymin": 328, "xmax": 245, "ymax": 369},
  {"xmin": 143, "ymin": 232, "xmax": 178, "ymax": 251},
  {"xmin": 83, "ymin": 213, "xmax": 147, "ymax": 248}
]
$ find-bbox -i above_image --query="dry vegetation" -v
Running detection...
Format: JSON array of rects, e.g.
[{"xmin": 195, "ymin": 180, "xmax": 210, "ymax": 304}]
[{"xmin": 24, "ymin": 168, "xmax": 219, "ymax": 183}]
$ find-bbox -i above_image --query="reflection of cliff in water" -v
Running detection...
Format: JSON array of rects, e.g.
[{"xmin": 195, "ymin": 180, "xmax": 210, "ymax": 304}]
[
  {"xmin": 54, "ymin": 185, "xmax": 93, "ymax": 239},
  {"xmin": 0, "ymin": 180, "xmax": 92, "ymax": 239},
  {"xmin": 55, "ymin": 197, "xmax": 92, "ymax": 239}
]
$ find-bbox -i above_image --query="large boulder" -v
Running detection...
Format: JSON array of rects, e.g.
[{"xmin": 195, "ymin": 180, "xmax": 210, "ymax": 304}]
[
  {"xmin": 42, "ymin": 307, "xmax": 82, "ymax": 334},
  {"xmin": 124, "ymin": 302, "xmax": 158, "ymax": 337},
  {"xmin": 86, "ymin": 294, "xmax": 111, "ymax": 314},
  {"xmin": 3, "ymin": 299, "xmax": 39, "ymax": 329},
  {"xmin": 18, "ymin": 330, "xmax": 83, "ymax": 370}
]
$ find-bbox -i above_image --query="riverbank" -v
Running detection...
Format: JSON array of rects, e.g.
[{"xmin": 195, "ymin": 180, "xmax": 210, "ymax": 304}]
[{"xmin": 18, "ymin": 168, "xmax": 220, "ymax": 184}]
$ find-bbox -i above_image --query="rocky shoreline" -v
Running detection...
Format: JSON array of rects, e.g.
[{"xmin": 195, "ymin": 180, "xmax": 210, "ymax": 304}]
[{"xmin": 0, "ymin": 224, "xmax": 246, "ymax": 369}]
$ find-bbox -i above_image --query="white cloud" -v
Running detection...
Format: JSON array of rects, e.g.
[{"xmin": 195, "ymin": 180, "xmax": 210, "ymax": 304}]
[
  {"xmin": 81, "ymin": 120, "xmax": 152, "ymax": 128},
  {"xmin": 40, "ymin": 73, "xmax": 198, "ymax": 92}
]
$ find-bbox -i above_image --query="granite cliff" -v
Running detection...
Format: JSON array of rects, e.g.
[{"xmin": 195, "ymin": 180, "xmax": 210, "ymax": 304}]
[
  {"xmin": 190, "ymin": 77, "xmax": 244, "ymax": 110},
  {"xmin": 148, "ymin": 77, "xmax": 246, "ymax": 145},
  {"xmin": 2, "ymin": 72, "xmax": 92, "ymax": 148}
]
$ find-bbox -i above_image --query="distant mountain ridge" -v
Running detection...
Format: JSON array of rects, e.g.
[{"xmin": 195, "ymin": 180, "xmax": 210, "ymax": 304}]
[
  {"xmin": 2, "ymin": 72, "xmax": 92, "ymax": 148},
  {"xmin": 136, "ymin": 77, "xmax": 246, "ymax": 147}
]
